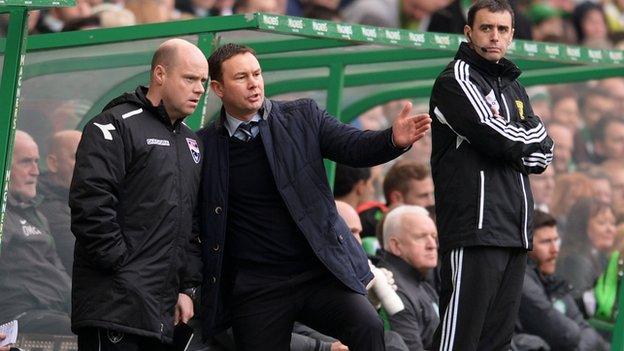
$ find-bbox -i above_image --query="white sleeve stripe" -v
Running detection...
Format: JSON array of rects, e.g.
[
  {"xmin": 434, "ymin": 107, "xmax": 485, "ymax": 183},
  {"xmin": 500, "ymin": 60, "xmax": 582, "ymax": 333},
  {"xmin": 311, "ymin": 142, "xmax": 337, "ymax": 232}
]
[
  {"xmin": 461, "ymin": 62, "xmax": 547, "ymax": 139},
  {"xmin": 523, "ymin": 160, "xmax": 549, "ymax": 167},
  {"xmin": 453, "ymin": 61, "xmax": 488, "ymax": 123},
  {"xmin": 454, "ymin": 60, "xmax": 547, "ymax": 144},
  {"xmin": 122, "ymin": 108, "xmax": 143, "ymax": 119}
]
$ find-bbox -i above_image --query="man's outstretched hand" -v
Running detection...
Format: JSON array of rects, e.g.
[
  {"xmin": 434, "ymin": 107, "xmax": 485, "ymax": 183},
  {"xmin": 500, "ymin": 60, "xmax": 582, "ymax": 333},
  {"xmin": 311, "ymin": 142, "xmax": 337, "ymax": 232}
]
[{"xmin": 391, "ymin": 102, "xmax": 432, "ymax": 149}]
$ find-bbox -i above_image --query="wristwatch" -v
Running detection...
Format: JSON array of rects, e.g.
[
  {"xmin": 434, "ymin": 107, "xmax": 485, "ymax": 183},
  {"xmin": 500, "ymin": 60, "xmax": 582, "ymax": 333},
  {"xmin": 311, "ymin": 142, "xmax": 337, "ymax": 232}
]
[{"xmin": 181, "ymin": 286, "xmax": 198, "ymax": 300}]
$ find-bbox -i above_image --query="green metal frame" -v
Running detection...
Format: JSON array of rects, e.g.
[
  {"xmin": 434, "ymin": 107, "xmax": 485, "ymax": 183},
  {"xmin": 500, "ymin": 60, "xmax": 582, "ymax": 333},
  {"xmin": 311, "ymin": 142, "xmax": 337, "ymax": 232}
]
[{"xmin": 0, "ymin": 11, "xmax": 623, "ymax": 349}]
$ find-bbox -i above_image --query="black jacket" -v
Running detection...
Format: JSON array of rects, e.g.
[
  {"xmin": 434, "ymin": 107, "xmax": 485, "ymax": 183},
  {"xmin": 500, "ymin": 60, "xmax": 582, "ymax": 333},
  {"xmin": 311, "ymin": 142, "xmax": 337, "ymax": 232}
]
[
  {"xmin": 69, "ymin": 86, "xmax": 203, "ymax": 342},
  {"xmin": 197, "ymin": 99, "xmax": 407, "ymax": 336},
  {"xmin": 517, "ymin": 260, "xmax": 609, "ymax": 351},
  {"xmin": 378, "ymin": 252, "xmax": 439, "ymax": 351},
  {"xmin": 430, "ymin": 42, "xmax": 554, "ymax": 253},
  {"xmin": 38, "ymin": 173, "xmax": 74, "ymax": 274},
  {"xmin": 0, "ymin": 194, "xmax": 71, "ymax": 323}
]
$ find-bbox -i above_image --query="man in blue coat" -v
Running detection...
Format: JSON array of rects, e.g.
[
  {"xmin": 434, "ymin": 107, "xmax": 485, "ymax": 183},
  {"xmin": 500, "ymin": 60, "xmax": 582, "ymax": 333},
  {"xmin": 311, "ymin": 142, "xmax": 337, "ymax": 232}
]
[{"xmin": 197, "ymin": 43, "xmax": 431, "ymax": 351}]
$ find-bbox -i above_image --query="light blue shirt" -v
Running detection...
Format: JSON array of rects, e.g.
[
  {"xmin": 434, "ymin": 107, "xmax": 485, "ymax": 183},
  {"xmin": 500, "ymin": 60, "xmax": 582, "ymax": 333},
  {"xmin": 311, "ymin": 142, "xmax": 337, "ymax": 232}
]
[{"xmin": 224, "ymin": 113, "xmax": 261, "ymax": 139}]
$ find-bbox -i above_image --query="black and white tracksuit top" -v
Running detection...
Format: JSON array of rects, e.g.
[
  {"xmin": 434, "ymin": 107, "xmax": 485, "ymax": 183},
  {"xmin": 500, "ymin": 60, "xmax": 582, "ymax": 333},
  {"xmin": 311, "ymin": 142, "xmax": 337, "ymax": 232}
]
[{"xmin": 429, "ymin": 42, "xmax": 554, "ymax": 253}]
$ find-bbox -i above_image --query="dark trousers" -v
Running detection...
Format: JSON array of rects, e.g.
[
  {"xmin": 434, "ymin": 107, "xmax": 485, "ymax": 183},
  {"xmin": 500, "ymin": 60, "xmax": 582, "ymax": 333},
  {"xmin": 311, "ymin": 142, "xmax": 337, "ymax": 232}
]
[
  {"xmin": 230, "ymin": 268, "xmax": 385, "ymax": 351},
  {"xmin": 432, "ymin": 246, "xmax": 526, "ymax": 351},
  {"xmin": 77, "ymin": 327, "xmax": 169, "ymax": 351}
]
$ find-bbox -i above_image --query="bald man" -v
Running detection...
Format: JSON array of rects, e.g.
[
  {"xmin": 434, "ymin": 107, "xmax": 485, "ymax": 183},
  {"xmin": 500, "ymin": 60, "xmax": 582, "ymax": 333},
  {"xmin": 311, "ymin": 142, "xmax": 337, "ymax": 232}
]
[
  {"xmin": 38, "ymin": 130, "xmax": 82, "ymax": 274},
  {"xmin": 70, "ymin": 38, "xmax": 207, "ymax": 350},
  {"xmin": 0, "ymin": 130, "xmax": 72, "ymax": 335}
]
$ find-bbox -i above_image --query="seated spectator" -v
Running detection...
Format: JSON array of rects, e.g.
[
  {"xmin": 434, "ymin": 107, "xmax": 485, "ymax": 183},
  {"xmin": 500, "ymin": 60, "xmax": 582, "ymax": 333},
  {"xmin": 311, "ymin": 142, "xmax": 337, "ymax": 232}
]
[
  {"xmin": 558, "ymin": 198, "xmax": 617, "ymax": 299},
  {"xmin": 594, "ymin": 116, "xmax": 624, "ymax": 165},
  {"xmin": 527, "ymin": 3, "xmax": 565, "ymax": 42},
  {"xmin": 583, "ymin": 168, "xmax": 613, "ymax": 205},
  {"xmin": 175, "ymin": 0, "xmax": 219, "ymax": 17},
  {"xmin": 550, "ymin": 172, "xmax": 594, "ymax": 226},
  {"xmin": 342, "ymin": 0, "xmax": 449, "ymax": 30},
  {"xmin": 359, "ymin": 161, "xmax": 434, "ymax": 240},
  {"xmin": 573, "ymin": 87, "xmax": 617, "ymax": 165},
  {"xmin": 0, "ymin": 130, "xmax": 71, "ymax": 334},
  {"xmin": 572, "ymin": 1, "xmax": 612, "ymax": 48},
  {"xmin": 601, "ymin": 160, "xmax": 624, "ymax": 221},
  {"xmin": 517, "ymin": 210, "xmax": 609, "ymax": 351},
  {"xmin": 38, "ymin": 130, "xmax": 82, "ymax": 275},
  {"xmin": 378, "ymin": 205, "xmax": 439, "ymax": 350},
  {"xmin": 234, "ymin": 0, "xmax": 282, "ymax": 14},
  {"xmin": 334, "ymin": 164, "xmax": 375, "ymax": 212}
]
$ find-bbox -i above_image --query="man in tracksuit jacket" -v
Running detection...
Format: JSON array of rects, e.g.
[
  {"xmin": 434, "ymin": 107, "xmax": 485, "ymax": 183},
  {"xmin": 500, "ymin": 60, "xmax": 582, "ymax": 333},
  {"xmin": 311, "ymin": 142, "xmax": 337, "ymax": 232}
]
[
  {"xmin": 197, "ymin": 43, "xmax": 431, "ymax": 351},
  {"xmin": 69, "ymin": 39, "xmax": 205, "ymax": 350},
  {"xmin": 429, "ymin": 1, "xmax": 554, "ymax": 350}
]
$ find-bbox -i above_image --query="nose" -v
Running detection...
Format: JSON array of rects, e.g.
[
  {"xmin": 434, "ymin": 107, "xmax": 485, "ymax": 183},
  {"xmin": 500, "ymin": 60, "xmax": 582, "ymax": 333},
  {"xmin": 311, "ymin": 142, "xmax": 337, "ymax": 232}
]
[
  {"xmin": 195, "ymin": 81, "xmax": 205, "ymax": 94},
  {"xmin": 491, "ymin": 30, "xmax": 500, "ymax": 42},
  {"xmin": 31, "ymin": 162, "xmax": 39, "ymax": 176}
]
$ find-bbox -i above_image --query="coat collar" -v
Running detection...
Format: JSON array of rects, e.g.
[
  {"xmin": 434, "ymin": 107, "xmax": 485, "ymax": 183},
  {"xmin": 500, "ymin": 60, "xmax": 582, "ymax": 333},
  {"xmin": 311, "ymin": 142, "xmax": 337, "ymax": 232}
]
[{"xmin": 455, "ymin": 42, "xmax": 521, "ymax": 87}]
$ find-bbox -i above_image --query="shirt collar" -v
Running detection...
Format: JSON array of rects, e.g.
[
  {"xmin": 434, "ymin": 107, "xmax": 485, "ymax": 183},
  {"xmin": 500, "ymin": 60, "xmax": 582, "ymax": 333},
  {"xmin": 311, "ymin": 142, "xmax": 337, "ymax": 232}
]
[{"xmin": 224, "ymin": 113, "xmax": 262, "ymax": 137}]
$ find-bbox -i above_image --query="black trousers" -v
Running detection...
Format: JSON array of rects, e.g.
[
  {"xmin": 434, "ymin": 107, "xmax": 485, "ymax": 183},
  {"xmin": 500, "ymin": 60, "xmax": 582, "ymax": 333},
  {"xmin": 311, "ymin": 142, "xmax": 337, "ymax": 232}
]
[
  {"xmin": 77, "ymin": 327, "xmax": 169, "ymax": 351},
  {"xmin": 432, "ymin": 246, "xmax": 527, "ymax": 351},
  {"xmin": 230, "ymin": 268, "xmax": 385, "ymax": 351}
]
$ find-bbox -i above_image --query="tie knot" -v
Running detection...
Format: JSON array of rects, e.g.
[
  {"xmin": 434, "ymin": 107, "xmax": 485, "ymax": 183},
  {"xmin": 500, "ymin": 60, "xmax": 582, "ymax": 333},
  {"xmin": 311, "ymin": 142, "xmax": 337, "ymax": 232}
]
[{"xmin": 236, "ymin": 121, "xmax": 259, "ymax": 141}]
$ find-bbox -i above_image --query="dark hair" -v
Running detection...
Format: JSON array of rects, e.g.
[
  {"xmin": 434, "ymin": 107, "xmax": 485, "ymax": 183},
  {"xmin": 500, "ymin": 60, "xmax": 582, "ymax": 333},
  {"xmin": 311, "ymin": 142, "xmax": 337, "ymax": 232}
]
[
  {"xmin": 593, "ymin": 115, "xmax": 624, "ymax": 143},
  {"xmin": 533, "ymin": 210, "xmax": 557, "ymax": 231},
  {"xmin": 467, "ymin": 0, "xmax": 514, "ymax": 28},
  {"xmin": 383, "ymin": 161, "xmax": 430, "ymax": 204},
  {"xmin": 208, "ymin": 43, "xmax": 257, "ymax": 82},
  {"xmin": 333, "ymin": 164, "xmax": 372, "ymax": 197},
  {"xmin": 571, "ymin": 1, "xmax": 607, "ymax": 43},
  {"xmin": 561, "ymin": 197, "xmax": 613, "ymax": 254}
]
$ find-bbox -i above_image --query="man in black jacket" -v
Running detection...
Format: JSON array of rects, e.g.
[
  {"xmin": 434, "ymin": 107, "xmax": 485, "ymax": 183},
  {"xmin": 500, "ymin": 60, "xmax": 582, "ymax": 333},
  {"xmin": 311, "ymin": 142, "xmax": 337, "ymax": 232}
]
[
  {"xmin": 70, "ymin": 38, "xmax": 206, "ymax": 350},
  {"xmin": 0, "ymin": 130, "xmax": 72, "ymax": 335},
  {"xmin": 198, "ymin": 43, "xmax": 431, "ymax": 351},
  {"xmin": 38, "ymin": 130, "xmax": 82, "ymax": 275},
  {"xmin": 518, "ymin": 210, "xmax": 609, "ymax": 351},
  {"xmin": 429, "ymin": 0, "xmax": 554, "ymax": 350},
  {"xmin": 378, "ymin": 205, "xmax": 440, "ymax": 350}
]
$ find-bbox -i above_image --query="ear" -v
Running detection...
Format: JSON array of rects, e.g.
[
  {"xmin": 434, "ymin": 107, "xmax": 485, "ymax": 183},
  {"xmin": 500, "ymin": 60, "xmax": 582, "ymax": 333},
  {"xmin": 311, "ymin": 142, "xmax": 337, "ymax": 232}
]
[
  {"xmin": 152, "ymin": 64, "xmax": 166, "ymax": 86},
  {"xmin": 387, "ymin": 236, "xmax": 402, "ymax": 256},
  {"xmin": 509, "ymin": 27, "xmax": 515, "ymax": 44},
  {"xmin": 355, "ymin": 179, "xmax": 367, "ymax": 196},
  {"xmin": 210, "ymin": 80, "xmax": 224, "ymax": 99},
  {"xmin": 594, "ymin": 140, "xmax": 604, "ymax": 156},
  {"xmin": 47, "ymin": 154, "xmax": 58, "ymax": 173},
  {"xmin": 464, "ymin": 24, "xmax": 472, "ymax": 42},
  {"xmin": 388, "ymin": 190, "xmax": 403, "ymax": 206}
]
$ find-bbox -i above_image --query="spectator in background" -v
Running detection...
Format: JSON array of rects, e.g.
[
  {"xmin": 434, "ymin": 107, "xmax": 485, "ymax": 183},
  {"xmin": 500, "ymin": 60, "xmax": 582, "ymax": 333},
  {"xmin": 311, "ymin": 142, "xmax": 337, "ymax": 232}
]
[
  {"xmin": 517, "ymin": 210, "xmax": 610, "ymax": 351},
  {"xmin": 378, "ymin": 205, "xmax": 439, "ymax": 351},
  {"xmin": 334, "ymin": 164, "xmax": 375, "ymax": 212},
  {"xmin": 599, "ymin": 77, "xmax": 624, "ymax": 112},
  {"xmin": 530, "ymin": 165, "xmax": 555, "ymax": 213},
  {"xmin": 527, "ymin": 2, "xmax": 565, "ymax": 42},
  {"xmin": 572, "ymin": 1, "xmax": 612, "ymax": 48},
  {"xmin": 126, "ymin": 0, "xmax": 174, "ymax": 23},
  {"xmin": 176, "ymin": 0, "xmax": 219, "ymax": 17},
  {"xmin": 234, "ymin": 0, "xmax": 282, "ymax": 14},
  {"xmin": 36, "ymin": 0, "xmax": 92, "ymax": 32},
  {"xmin": 0, "ymin": 130, "xmax": 72, "ymax": 335},
  {"xmin": 551, "ymin": 92, "xmax": 581, "ymax": 131},
  {"xmin": 359, "ymin": 161, "xmax": 434, "ymax": 240},
  {"xmin": 558, "ymin": 198, "xmax": 617, "ymax": 298},
  {"xmin": 602, "ymin": 160, "xmax": 624, "ymax": 222},
  {"xmin": 343, "ymin": 0, "xmax": 450, "ymax": 30},
  {"xmin": 550, "ymin": 172, "xmax": 594, "ymax": 225},
  {"xmin": 584, "ymin": 168, "xmax": 613, "ymax": 205},
  {"xmin": 574, "ymin": 87, "xmax": 617, "ymax": 165},
  {"xmin": 38, "ymin": 130, "xmax": 82, "ymax": 275},
  {"xmin": 593, "ymin": 116, "xmax": 624, "ymax": 164},
  {"xmin": 547, "ymin": 122, "xmax": 574, "ymax": 174},
  {"xmin": 428, "ymin": 0, "xmax": 533, "ymax": 39}
]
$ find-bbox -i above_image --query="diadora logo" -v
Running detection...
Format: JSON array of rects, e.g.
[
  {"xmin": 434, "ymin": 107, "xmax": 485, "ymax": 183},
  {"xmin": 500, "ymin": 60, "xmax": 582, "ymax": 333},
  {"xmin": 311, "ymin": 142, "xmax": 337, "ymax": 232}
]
[
  {"xmin": 336, "ymin": 24, "xmax": 353, "ymax": 38},
  {"xmin": 385, "ymin": 29, "xmax": 401, "ymax": 42},
  {"xmin": 408, "ymin": 33, "xmax": 425, "ymax": 45},
  {"xmin": 566, "ymin": 47, "xmax": 581, "ymax": 58},
  {"xmin": 515, "ymin": 100, "xmax": 525, "ymax": 120},
  {"xmin": 523, "ymin": 43, "xmax": 538, "ymax": 54},
  {"xmin": 361, "ymin": 27, "xmax": 377, "ymax": 40},
  {"xmin": 434, "ymin": 34, "xmax": 450, "ymax": 46},
  {"xmin": 588, "ymin": 49, "xmax": 603, "ymax": 60},
  {"xmin": 312, "ymin": 21, "xmax": 328, "ymax": 33},
  {"xmin": 544, "ymin": 45, "xmax": 559, "ymax": 56}
]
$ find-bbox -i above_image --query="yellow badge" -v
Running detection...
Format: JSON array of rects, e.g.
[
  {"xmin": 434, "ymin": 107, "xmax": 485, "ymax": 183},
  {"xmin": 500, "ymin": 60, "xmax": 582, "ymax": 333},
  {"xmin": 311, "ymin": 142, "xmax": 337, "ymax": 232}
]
[{"xmin": 515, "ymin": 100, "xmax": 525, "ymax": 120}]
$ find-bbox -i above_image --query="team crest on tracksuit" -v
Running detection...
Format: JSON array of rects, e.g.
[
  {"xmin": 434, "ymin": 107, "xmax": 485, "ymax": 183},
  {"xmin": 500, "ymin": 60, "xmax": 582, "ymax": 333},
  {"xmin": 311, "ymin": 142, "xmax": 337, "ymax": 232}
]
[{"xmin": 186, "ymin": 138, "xmax": 201, "ymax": 164}]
